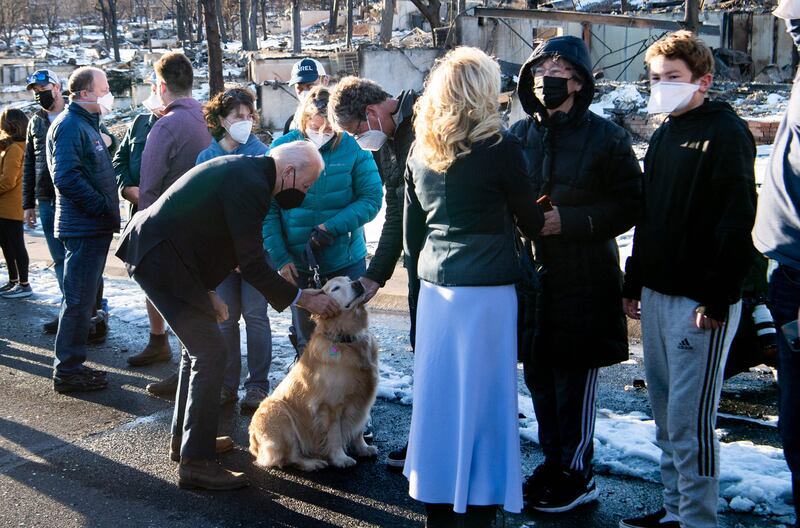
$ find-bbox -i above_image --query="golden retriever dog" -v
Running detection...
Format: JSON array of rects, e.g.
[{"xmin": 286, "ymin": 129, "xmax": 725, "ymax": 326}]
[{"xmin": 249, "ymin": 276, "xmax": 379, "ymax": 471}]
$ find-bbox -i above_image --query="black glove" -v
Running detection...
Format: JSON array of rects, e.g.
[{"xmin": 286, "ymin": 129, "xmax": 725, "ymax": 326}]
[{"xmin": 309, "ymin": 227, "xmax": 335, "ymax": 251}]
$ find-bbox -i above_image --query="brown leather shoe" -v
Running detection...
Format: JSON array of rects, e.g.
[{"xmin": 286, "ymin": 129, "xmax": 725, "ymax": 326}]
[
  {"xmin": 170, "ymin": 435, "xmax": 235, "ymax": 462},
  {"xmin": 128, "ymin": 333, "xmax": 172, "ymax": 366},
  {"xmin": 178, "ymin": 458, "xmax": 249, "ymax": 490},
  {"xmin": 146, "ymin": 372, "xmax": 179, "ymax": 397}
]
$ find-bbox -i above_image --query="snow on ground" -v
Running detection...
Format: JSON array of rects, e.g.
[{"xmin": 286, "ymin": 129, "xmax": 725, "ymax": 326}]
[{"xmin": 15, "ymin": 261, "xmax": 794, "ymax": 522}]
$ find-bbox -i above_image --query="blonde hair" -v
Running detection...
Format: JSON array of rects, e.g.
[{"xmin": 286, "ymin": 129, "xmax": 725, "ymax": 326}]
[
  {"xmin": 294, "ymin": 85, "xmax": 341, "ymax": 149},
  {"xmin": 413, "ymin": 47, "xmax": 503, "ymax": 173}
]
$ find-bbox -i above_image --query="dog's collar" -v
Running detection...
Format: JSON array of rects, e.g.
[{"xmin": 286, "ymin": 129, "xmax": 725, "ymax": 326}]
[{"xmin": 323, "ymin": 333, "xmax": 369, "ymax": 344}]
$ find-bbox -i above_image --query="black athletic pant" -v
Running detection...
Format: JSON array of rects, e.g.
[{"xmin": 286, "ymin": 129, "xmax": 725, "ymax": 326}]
[
  {"xmin": 524, "ymin": 362, "xmax": 599, "ymax": 477},
  {"xmin": 0, "ymin": 218, "xmax": 28, "ymax": 284}
]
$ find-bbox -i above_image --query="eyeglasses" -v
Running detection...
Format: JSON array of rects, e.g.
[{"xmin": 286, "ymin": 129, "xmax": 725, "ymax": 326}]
[
  {"xmin": 312, "ymin": 96, "xmax": 328, "ymax": 116},
  {"xmin": 27, "ymin": 71, "xmax": 53, "ymax": 85},
  {"xmin": 533, "ymin": 65, "xmax": 574, "ymax": 78}
]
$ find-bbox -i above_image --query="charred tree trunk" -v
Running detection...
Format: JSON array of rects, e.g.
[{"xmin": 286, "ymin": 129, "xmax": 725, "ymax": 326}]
[
  {"xmin": 328, "ymin": 0, "xmax": 340, "ymax": 35},
  {"xmin": 176, "ymin": 0, "xmax": 188, "ymax": 42},
  {"xmin": 196, "ymin": 0, "xmax": 204, "ymax": 41},
  {"xmin": 261, "ymin": 0, "xmax": 268, "ymax": 39},
  {"xmin": 346, "ymin": 0, "xmax": 353, "ymax": 47},
  {"xmin": 684, "ymin": 0, "xmax": 700, "ymax": 32},
  {"xmin": 409, "ymin": 0, "xmax": 443, "ymax": 46},
  {"xmin": 202, "ymin": 0, "xmax": 224, "ymax": 96},
  {"xmin": 249, "ymin": 0, "xmax": 258, "ymax": 49},
  {"xmin": 239, "ymin": 0, "xmax": 250, "ymax": 49},
  {"xmin": 215, "ymin": 0, "xmax": 227, "ymax": 42},
  {"xmin": 291, "ymin": 0, "xmax": 301, "ymax": 53},
  {"xmin": 380, "ymin": 0, "xmax": 393, "ymax": 44},
  {"xmin": 109, "ymin": 0, "xmax": 121, "ymax": 62}
]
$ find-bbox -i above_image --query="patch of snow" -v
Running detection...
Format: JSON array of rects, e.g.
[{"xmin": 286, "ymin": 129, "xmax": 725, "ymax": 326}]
[{"xmin": 590, "ymin": 85, "xmax": 644, "ymax": 117}]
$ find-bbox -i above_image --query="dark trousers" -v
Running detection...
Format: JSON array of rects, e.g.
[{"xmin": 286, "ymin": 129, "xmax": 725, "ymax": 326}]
[
  {"xmin": 524, "ymin": 363, "xmax": 599, "ymax": 477},
  {"xmin": 0, "ymin": 218, "xmax": 29, "ymax": 283},
  {"xmin": 408, "ymin": 269, "xmax": 420, "ymax": 350},
  {"xmin": 768, "ymin": 263, "xmax": 800, "ymax": 527},
  {"xmin": 132, "ymin": 242, "xmax": 227, "ymax": 460},
  {"xmin": 53, "ymin": 235, "xmax": 111, "ymax": 375}
]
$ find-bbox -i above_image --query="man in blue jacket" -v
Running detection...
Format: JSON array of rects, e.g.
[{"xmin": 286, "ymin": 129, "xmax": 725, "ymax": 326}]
[
  {"xmin": 47, "ymin": 67, "xmax": 120, "ymax": 393},
  {"xmin": 753, "ymin": 11, "xmax": 800, "ymax": 528}
]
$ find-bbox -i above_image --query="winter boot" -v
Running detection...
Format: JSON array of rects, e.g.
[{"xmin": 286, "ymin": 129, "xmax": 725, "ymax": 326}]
[{"xmin": 128, "ymin": 333, "xmax": 172, "ymax": 366}]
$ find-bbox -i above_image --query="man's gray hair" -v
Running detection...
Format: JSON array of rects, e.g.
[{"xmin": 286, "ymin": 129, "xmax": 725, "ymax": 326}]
[{"xmin": 270, "ymin": 140, "xmax": 325, "ymax": 174}]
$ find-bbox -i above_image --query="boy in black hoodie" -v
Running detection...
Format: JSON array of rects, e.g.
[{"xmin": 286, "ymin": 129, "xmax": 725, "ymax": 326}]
[{"xmin": 621, "ymin": 31, "xmax": 756, "ymax": 528}]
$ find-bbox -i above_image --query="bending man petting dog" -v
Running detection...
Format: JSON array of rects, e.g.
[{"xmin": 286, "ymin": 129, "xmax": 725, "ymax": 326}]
[
  {"xmin": 116, "ymin": 141, "xmax": 340, "ymax": 491},
  {"xmin": 249, "ymin": 276, "xmax": 378, "ymax": 471}
]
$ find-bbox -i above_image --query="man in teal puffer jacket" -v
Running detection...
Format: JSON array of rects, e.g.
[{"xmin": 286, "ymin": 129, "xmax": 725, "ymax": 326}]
[{"xmin": 264, "ymin": 86, "xmax": 382, "ymax": 354}]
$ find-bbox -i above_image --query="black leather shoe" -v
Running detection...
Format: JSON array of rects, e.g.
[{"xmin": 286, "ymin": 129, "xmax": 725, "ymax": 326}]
[{"xmin": 43, "ymin": 317, "xmax": 59, "ymax": 334}]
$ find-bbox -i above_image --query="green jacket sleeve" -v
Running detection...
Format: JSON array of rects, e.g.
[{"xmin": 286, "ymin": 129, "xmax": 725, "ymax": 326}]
[
  {"xmin": 113, "ymin": 125, "xmax": 134, "ymax": 191},
  {"xmin": 323, "ymin": 148, "xmax": 383, "ymax": 236},
  {"xmin": 262, "ymin": 199, "xmax": 293, "ymax": 270}
]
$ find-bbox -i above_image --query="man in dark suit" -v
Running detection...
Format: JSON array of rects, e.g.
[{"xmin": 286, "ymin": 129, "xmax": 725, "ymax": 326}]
[{"xmin": 116, "ymin": 141, "xmax": 339, "ymax": 490}]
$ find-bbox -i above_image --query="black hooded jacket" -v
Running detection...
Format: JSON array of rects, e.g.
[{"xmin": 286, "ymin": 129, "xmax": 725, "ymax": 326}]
[{"xmin": 509, "ymin": 36, "xmax": 642, "ymax": 369}]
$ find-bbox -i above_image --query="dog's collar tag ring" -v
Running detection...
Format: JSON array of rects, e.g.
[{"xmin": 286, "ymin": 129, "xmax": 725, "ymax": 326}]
[{"xmin": 329, "ymin": 346, "xmax": 341, "ymax": 358}]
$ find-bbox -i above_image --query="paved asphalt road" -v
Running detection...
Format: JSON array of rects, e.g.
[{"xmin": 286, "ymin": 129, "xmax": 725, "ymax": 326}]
[{"xmin": 0, "ymin": 290, "xmax": 790, "ymax": 528}]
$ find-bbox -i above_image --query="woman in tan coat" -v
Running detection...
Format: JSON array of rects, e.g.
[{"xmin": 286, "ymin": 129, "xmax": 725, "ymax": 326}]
[{"xmin": 0, "ymin": 108, "xmax": 31, "ymax": 298}]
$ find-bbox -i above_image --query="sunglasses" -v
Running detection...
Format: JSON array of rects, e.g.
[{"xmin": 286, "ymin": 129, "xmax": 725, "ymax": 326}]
[{"xmin": 27, "ymin": 71, "xmax": 53, "ymax": 85}]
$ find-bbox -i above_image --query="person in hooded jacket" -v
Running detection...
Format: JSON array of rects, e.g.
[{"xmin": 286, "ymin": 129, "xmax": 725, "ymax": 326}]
[
  {"xmin": 196, "ymin": 87, "xmax": 272, "ymax": 412},
  {"xmin": 264, "ymin": 85, "xmax": 382, "ymax": 356},
  {"xmin": 621, "ymin": 31, "xmax": 756, "ymax": 528},
  {"xmin": 508, "ymin": 35, "xmax": 642, "ymax": 513}
]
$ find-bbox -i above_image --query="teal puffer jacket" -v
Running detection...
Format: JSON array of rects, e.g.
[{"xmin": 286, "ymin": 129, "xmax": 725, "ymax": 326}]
[{"xmin": 263, "ymin": 130, "xmax": 383, "ymax": 275}]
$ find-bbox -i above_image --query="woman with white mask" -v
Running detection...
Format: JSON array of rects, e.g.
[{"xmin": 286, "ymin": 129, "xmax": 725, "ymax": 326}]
[
  {"xmin": 264, "ymin": 86, "xmax": 383, "ymax": 360},
  {"xmin": 196, "ymin": 87, "xmax": 272, "ymax": 412}
]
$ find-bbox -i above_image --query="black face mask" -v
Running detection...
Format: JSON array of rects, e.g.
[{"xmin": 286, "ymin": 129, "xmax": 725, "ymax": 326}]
[
  {"xmin": 533, "ymin": 76, "xmax": 572, "ymax": 110},
  {"xmin": 274, "ymin": 168, "xmax": 306, "ymax": 210},
  {"xmin": 34, "ymin": 89, "xmax": 55, "ymax": 111}
]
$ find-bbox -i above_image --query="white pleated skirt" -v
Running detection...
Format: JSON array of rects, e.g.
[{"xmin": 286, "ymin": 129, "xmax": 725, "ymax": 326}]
[{"xmin": 403, "ymin": 280, "xmax": 523, "ymax": 514}]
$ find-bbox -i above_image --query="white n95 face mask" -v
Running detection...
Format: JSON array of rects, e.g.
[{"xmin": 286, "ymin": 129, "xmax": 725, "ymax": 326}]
[
  {"xmin": 141, "ymin": 92, "xmax": 164, "ymax": 113},
  {"xmin": 646, "ymin": 81, "xmax": 700, "ymax": 115},
  {"xmin": 774, "ymin": 0, "xmax": 800, "ymax": 20},
  {"xmin": 355, "ymin": 116, "xmax": 388, "ymax": 151},
  {"xmin": 306, "ymin": 128, "xmax": 334, "ymax": 148},
  {"xmin": 226, "ymin": 120, "xmax": 253, "ymax": 144},
  {"xmin": 97, "ymin": 92, "xmax": 115, "ymax": 115}
]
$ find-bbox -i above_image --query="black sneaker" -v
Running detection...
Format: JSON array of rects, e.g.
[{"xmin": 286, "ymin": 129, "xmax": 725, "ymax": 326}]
[
  {"xmin": 619, "ymin": 509, "xmax": 680, "ymax": 528},
  {"xmin": 523, "ymin": 461, "xmax": 562, "ymax": 504},
  {"xmin": 43, "ymin": 317, "xmax": 59, "ymax": 334},
  {"xmin": 0, "ymin": 281, "xmax": 19, "ymax": 293},
  {"xmin": 53, "ymin": 371, "xmax": 108, "ymax": 393},
  {"xmin": 529, "ymin": 469, "xmax": 599, "ymax": 513},
  {"xmin": 386, "ymin": 443, "xmax": 407, "ymax": 469}
]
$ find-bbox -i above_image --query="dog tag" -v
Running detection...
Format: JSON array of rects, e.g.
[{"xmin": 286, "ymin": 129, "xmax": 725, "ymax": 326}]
[{"xmin": 329, "ymin": 346, "xmax": 341, "ymax": 358}]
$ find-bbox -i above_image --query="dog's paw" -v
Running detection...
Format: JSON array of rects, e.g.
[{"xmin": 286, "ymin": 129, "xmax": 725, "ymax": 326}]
[
  {"xmin": 354, "ymin": 444, "xmax": 378, "ymax": 458},
  {"xmin": 330, "ymin": 453, "xmax": 357, "ymax": 468},
  {"xmin": 297, "ymin": 458, "xmax": 328, "ymax": 472}
]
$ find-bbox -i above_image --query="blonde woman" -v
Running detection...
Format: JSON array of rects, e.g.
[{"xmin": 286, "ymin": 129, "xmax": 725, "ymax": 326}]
[{"xmin": 403, "ymin": 47, "xmax": 545, "ymax": 526}]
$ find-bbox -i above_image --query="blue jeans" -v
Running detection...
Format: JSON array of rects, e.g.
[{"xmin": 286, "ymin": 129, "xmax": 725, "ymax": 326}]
[
  {"xmin": 38, "ymin": 199, "xmax": 65, "ymax": 294},
  {"xmin": 217, "ymin": 271, "xmax": 272, "ymax": 392},
  {"xmin": 769, "ymin": 262, "xmax": 800, "ymax": 527},
  {"xmin": 53, "ymin": 235, "xmax": 111, "ymax": 375},
  {"xmin": 290, "ymin": 259, "xmax": 367, "ymax": 354}
]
